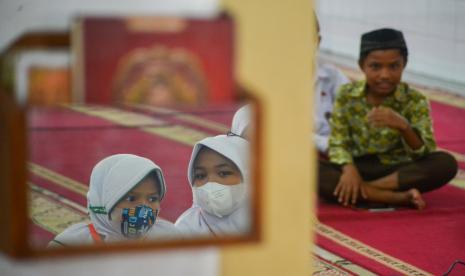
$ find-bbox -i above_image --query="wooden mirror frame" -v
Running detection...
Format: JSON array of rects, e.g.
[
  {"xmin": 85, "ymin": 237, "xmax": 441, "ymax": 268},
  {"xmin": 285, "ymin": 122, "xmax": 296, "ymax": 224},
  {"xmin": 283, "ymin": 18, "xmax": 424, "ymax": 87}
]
[{"xmin": 0, "ymin": 32, "xmax": 263, "ymax": 259}]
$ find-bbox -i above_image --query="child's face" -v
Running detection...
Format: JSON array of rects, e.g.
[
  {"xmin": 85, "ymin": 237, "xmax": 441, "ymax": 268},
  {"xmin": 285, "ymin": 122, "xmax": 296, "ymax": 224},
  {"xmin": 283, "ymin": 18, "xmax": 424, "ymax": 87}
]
[
  {"xmin": 193, "ymin": 148, "xmax": 242, "ymax": 187},
  {"xmin": 113, "ymin": 176, "xmax": 161, "ymax": 211},
  {"xmin": 361, "ymin": 49, "xmax": 405, "ymax": 98}
]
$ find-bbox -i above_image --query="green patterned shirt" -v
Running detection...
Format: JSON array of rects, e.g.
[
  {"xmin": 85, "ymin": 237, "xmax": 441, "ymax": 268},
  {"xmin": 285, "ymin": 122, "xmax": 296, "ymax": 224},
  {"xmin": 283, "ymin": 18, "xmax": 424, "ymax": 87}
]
[{"xmin": 328, "ymin": 80, "xmax": 436, "ymax": 165}]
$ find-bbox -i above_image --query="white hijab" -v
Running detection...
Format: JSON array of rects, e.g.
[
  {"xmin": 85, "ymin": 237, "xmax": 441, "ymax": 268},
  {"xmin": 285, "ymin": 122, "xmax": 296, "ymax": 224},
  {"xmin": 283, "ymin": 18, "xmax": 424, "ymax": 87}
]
[
  {"xmin": 175, "ymin": 135, "xmax": 251, "ymax": 237},
  {"xmin": 231, "ymin": 104, "xmax": 251, "ymax": 137},
  {"xmin": 50, "ymin": 154, "xmax": 178, "ymax": 246}
]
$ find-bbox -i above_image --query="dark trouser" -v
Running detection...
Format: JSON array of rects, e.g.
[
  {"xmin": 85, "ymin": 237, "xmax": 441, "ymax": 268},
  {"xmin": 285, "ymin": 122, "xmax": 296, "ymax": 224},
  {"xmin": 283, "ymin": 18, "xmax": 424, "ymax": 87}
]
[{"xmin": 318, "ymin": 151, "xmax": 458, "ymax": 202}]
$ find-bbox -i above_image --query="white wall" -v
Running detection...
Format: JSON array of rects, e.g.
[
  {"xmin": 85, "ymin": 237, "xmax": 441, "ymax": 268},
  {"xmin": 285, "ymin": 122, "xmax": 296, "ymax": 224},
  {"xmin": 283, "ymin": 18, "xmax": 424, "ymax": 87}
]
[
  {"xmin": 316, "ymin": 0, "xmax": 465, "ymax": 96},
  {"xmin": 0, "ymin": 1, "xmax": 221, "ymax": 275}
]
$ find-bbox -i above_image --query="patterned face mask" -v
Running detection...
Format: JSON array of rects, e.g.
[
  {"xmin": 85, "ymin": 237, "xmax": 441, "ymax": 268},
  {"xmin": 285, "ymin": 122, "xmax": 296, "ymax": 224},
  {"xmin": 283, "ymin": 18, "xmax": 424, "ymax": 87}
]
[{"xmin": 121, "ymin": 205, "xmax": 157, "ymax": 239}]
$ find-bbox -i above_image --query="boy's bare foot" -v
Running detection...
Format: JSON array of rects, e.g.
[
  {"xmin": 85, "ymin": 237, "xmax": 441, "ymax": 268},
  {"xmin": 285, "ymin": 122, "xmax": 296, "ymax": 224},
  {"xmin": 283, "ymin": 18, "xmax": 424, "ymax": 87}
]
[
  {"xmin": 407, "ymin": 188, "xmax": 425, "ymax": 210},
  {"xmin": 355, "ymin": 184, "xmax": 426, "ymax": 210}
]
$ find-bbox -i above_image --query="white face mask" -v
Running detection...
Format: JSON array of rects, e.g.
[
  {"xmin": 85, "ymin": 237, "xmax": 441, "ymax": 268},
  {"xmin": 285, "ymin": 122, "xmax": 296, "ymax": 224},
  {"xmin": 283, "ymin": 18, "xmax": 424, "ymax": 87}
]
[{"xmin": 193, "ymin": 182, "xmax": 246, "ymax": 218}]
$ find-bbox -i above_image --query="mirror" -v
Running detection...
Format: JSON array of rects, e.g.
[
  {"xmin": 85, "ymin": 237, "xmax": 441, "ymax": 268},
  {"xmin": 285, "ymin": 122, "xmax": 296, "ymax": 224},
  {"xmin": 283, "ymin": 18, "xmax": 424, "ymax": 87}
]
[
  {"xmin": 27, "ymin": 100, "xmax": 258, "ymax": 250},
  {"xmin": 1, "ymin": 13, "xmax": 261, "ymax": 257}
]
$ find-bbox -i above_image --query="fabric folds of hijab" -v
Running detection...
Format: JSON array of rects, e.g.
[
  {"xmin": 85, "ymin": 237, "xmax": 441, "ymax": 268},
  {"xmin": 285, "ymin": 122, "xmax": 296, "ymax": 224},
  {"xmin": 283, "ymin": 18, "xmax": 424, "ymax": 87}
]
[
  {"xmin": 175, "ymin": 135, "xmax": 250, "ymax": 237},
  {"xmin": 51, "ymin": 154, "xmax": 167, "ymax": 245},
  {"xmin": 231, "ymin": 104, "xmax": 251, "ymax": 137}
]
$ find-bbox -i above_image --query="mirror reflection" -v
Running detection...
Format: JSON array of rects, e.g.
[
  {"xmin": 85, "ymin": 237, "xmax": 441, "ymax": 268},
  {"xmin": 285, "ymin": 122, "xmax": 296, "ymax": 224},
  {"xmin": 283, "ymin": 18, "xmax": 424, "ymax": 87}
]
[{"xmin": 27, "ymin": 102, "xmax": 255, "ymax": 248}]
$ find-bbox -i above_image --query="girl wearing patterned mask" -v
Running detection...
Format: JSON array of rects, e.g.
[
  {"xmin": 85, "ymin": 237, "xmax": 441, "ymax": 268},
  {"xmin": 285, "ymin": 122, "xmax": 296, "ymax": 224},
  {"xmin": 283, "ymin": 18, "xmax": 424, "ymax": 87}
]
[
  {"xmin": 49, "ymin": 154, "xmax": 179, "ymax": 246},
  {"xmin": 175, "ymin": 135, "xmax": 250, "ymax": 237}
]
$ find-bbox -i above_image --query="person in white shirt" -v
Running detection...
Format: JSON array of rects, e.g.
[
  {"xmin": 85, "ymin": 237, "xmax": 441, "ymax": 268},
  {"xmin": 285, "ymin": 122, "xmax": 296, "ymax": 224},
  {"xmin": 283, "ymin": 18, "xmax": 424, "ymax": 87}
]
[
  {"xmin": 314, "ymin": 61, "xmax": 350, "ymax": 154},
  {"xmin": 313, "ymin": 14, "xmax": 350, "ymax": 154}
]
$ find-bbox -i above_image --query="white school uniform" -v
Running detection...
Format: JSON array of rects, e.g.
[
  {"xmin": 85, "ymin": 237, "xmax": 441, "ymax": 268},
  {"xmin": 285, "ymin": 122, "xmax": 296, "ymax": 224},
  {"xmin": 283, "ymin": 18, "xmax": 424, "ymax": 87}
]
[{"xmin": 314, "ymin": 61, "xmax": 350, "ymax": 153}]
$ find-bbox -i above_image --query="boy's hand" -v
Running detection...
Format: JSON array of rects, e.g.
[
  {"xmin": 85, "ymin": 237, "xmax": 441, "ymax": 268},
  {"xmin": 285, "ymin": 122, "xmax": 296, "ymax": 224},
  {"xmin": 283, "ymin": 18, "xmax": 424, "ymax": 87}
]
[
  {"xmin": 334, "ymin": 164, "xmax": 367, "ymax": 206},
  {"xmin": 367, "ymin": 106, "xmax": 409, "ymax": 131}
]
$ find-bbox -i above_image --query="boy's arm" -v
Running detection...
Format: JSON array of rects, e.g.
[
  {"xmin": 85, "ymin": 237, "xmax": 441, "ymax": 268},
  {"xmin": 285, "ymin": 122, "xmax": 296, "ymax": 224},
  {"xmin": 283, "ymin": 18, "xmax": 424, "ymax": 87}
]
[{"xmin": 402, "ymin": 96, "xmax": 436, "ymax": 156}]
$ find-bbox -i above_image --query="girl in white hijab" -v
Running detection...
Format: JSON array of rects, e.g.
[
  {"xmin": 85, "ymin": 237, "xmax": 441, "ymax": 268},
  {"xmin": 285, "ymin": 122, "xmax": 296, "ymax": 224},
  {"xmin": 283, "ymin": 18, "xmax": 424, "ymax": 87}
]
[
  {"xmin": 175, "ymin": 134, "xmax": 250, "ymax": 237},
  {"xmin": 49, "ymin": 154, "xmax": 179, "ymax": 246},
  {"xmin": 231, "ymin": 104, "xmax": 252, "ymax": 139}
]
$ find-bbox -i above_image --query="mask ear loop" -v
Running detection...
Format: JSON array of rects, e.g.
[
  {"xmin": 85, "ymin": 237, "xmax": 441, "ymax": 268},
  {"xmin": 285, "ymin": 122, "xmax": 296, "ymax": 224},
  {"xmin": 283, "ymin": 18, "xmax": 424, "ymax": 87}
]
[
  {"xmin": 227, "ymin": 130, "xmax": 243, "ymax": 138},
  {"xmin": 153, "ymin": 208, "xmax": 159, "ymax": 224}
]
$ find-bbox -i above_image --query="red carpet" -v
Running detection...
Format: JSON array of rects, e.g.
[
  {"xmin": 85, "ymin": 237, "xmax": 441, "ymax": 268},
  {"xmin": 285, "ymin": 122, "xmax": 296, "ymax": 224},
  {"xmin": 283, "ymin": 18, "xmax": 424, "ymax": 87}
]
[
  {"xmin": 431, "ymin": 101, "xmax": 465, "ymax": 169},
  {"xmin": 318, "ymin": 185, "xmax": 465, "ymax": 275}
]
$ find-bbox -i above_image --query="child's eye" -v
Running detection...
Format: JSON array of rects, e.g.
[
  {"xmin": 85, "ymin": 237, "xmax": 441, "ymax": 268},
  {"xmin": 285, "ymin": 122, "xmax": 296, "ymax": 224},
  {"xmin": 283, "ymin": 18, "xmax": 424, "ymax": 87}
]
[
  {"xmin": 125, "ymin": 195, "xmax": 136, "ymax": 202},
  {"xmin": 369, "ymin": 63, "xmax": 381, "ymax": 70},
  {"xmin": 390, "ymin": 63, "xmax": 400, "ymax": 70},
  {"xmin": 218, "ymin": 171, "xmax": 233, "ymax": 177},
  {"xmin": 149, "ymin": 196, "xmax": 160, "ymax": 203},
  {"xmin": 194, "ymin": 172, "xmax": 206, "ymax": 180}
]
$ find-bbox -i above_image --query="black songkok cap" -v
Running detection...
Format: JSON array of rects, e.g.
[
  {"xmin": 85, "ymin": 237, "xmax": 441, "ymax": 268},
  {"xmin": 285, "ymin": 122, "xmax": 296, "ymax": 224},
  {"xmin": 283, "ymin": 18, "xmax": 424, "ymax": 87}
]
[{"xmin": 359, "ymin": 28, "xmax": 408, "ymax": 59}]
